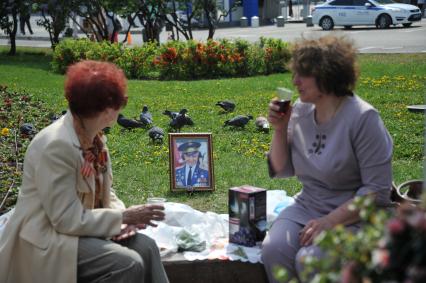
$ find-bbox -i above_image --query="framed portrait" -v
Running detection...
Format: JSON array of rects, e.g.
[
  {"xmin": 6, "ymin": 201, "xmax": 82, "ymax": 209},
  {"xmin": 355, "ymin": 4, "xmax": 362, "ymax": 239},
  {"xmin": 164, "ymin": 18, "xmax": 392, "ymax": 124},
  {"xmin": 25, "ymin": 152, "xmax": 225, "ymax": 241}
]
[{"xmin": 169, "ymin": 133, "xmax": 214, "ymax": 192}]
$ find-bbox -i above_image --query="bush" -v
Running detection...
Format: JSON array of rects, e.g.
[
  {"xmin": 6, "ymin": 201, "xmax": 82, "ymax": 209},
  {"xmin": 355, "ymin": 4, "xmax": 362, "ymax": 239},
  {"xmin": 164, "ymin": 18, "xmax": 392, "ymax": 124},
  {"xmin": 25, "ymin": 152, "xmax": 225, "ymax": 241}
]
[
  {"xmin": 52, "ymin": 38, "xmax": 292, "ymax": 80},
  {"xmin": 116, "ymin": 42, "xmax": 159, "ymax": 79},
  {"xmin": 51, "ymin": 39, "xmax": 95, "ymax": 73},
  {"xmin": 275, "ymin": 196, "xmax": 426, "ymax": 283}
]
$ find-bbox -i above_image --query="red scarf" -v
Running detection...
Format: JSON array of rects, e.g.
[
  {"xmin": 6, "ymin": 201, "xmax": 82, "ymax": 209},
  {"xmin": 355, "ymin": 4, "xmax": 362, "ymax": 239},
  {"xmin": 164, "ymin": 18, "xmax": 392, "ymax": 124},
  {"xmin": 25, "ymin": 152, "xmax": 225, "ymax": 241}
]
[{"xmin": 74, "ymin": 117, "xmax": 108, "ymax": 208}]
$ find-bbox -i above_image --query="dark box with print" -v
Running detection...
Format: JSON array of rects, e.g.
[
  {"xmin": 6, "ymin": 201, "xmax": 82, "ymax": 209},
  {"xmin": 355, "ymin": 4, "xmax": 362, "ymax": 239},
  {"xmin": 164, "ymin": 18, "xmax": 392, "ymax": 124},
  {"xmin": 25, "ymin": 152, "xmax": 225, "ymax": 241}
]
[{"xmin": 229, "ymin": 185, "xmax": 267, "ymax": 247}]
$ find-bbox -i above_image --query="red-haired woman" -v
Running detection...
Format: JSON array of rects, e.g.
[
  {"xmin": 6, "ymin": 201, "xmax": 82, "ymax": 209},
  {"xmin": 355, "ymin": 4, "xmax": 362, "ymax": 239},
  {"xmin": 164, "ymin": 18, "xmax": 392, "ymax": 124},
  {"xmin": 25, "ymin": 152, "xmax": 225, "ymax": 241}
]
[{"xmin": 0, "ymin": 60, "xmax": 169, "ymax": 283}]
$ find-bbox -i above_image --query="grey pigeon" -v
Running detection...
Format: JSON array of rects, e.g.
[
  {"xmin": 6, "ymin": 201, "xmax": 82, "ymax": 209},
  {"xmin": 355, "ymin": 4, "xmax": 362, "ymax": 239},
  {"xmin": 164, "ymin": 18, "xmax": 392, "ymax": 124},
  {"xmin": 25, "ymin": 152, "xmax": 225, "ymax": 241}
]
[
  {"xmin": 169, "ymin": 109, "xmax": 194, "ymax": 132},
  {"xmin": 148, "ymin": 126, "xmax": 165, "ymax": 143},
  {"xmin": 49, "ymin": 110, "xmax": 67, "ymax": 124},
  {"xmin": 139, "ymin": 105, "xmax": 153, "ymax": 127},
  {"xmin": 223, "ymin": 115, "xmax": 253, "ymax": 129},
  {"xmin": 163, "ymin": 110, "xmax": 179, "ymax": 119},
  {"xmin": 117, "ymin": 114, "xmax": 145, "ymax": 130},
  {"xmin": 20, "ymin": 123, "xmax": 37, "ymax": 136},
  {"xmin": 255, "ymin": 116, "xmax": 270, "ymax": 133},
  {"xmin": 216, "ymin": 100, "xmax": 235, "ymax": 112}
]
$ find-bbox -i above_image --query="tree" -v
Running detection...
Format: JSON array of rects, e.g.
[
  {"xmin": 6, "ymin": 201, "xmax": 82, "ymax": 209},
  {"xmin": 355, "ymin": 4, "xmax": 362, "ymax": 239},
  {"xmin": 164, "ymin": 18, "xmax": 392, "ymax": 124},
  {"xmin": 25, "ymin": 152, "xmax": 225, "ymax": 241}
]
[
  {"xmin": 70, "ymin": 0, "xmax": 124, "ymax": 43},
  {"xmin": 163, "ymin": 0, "xmax": 196, "ymax": 41},
  {"xmin": 0, "ymin": 0, "xmax": 24, "ymax": 55},
  {"xmin": 33, "ymin": 0, "xmax": 73, "ymax": 49},
  {"xmin": 195, "ymin": 0, "xmax": 241, "ymax": 40},
  {"xmin": 127, "ymin": 0, "xmax": 167, "ymax": 43}
]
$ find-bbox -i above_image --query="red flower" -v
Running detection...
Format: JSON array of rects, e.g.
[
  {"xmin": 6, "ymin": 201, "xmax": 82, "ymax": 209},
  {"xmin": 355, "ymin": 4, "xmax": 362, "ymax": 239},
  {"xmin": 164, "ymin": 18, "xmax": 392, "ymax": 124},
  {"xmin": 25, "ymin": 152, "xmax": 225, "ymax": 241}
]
[
  {"xmin": 4, "ymin": 98, "xmax": 12, "ymax": 108},
  {"xmin": 387, "ymin": 218, "xmax": 405, "ymax": 235}
]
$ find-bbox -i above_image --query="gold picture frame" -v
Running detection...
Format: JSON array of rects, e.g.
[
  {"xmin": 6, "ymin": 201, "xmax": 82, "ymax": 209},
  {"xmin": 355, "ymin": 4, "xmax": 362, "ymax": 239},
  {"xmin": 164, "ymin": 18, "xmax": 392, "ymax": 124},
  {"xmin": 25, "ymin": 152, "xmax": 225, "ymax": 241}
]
[{"xmin": 169, "ymin": 133, "xmax": 214, "ymax": 192}]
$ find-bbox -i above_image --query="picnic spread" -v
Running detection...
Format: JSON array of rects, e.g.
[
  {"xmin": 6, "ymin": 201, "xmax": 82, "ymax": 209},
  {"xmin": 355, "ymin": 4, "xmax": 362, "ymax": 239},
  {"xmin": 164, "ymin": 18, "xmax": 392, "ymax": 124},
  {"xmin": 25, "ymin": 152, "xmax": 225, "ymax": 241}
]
[{"xmin": 0, "ymin": 190, "xmax": 294, "ymax": 263}]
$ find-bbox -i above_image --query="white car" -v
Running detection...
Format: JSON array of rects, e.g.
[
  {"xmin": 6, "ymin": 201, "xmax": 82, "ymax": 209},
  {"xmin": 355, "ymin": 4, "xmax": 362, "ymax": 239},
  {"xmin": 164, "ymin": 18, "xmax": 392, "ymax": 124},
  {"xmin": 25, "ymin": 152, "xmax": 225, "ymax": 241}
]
[{"xmin": 312, "ymin": 0, "xmax": 422, "ymax": 30}]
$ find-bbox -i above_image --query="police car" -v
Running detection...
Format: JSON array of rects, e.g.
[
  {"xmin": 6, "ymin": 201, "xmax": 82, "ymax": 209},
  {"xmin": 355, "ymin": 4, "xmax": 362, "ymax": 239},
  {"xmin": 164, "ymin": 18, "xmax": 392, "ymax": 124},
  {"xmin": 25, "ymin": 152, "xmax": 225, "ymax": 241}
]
[{"xmin": 312, "ymin": 0, "xmax": 422, "ymax": 30}]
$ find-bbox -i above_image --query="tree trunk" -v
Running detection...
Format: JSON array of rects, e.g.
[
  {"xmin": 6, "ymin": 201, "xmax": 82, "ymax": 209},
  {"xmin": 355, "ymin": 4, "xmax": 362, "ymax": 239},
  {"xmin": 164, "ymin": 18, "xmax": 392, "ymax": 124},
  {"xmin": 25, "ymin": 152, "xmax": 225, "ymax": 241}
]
[
  {"xmin": 8, "ymin": 12, "xmax": 18, "ymax": 56},
  {"xmin": 204, "ymin": 8, "xmax": 215, "ymax": 40}
]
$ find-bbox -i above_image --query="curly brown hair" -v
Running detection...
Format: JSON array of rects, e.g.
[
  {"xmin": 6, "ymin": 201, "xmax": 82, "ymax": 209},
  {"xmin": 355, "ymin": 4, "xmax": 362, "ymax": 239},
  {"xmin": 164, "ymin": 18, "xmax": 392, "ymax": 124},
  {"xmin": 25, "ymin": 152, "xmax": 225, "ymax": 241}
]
[
  {"xmin": 289, "ymin": 35, "xmax": 359, "ymax": 97},
  {"xmin": 64, "ymin": 60, "xmax": 128, "ymax": 118}
]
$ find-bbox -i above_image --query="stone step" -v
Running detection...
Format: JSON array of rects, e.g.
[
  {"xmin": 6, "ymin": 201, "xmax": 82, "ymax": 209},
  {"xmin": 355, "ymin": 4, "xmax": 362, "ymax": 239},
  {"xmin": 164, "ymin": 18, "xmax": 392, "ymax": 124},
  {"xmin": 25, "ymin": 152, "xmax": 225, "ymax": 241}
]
[{"xmin": 162, "ymin": 253, "xmax": 268, "ymax": 283}]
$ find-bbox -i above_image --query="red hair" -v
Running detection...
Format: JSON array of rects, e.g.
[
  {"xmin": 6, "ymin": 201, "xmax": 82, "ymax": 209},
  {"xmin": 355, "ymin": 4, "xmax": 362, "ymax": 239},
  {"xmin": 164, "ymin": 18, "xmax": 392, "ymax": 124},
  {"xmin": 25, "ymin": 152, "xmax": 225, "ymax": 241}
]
[{"xmin": 64, "ymin": 60, "xmax": 128, "ymax": 118}]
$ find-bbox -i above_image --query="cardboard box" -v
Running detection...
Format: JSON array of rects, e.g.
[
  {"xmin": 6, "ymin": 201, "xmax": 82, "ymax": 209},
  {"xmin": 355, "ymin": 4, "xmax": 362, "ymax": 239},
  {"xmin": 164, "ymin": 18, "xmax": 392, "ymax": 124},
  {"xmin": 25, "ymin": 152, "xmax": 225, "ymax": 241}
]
[{"xmin": 229, "ymin": 185, "xmax": 267, "ymax": 247}]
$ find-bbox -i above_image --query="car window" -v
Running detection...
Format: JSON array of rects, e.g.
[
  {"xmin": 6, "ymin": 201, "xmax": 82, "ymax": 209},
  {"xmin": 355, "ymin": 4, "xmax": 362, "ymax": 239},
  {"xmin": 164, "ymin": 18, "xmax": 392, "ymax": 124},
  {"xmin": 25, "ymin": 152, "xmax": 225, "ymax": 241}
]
[
  {"xmin": 353, "ymin": 0, "xmax": 368, "ymax": 5},
  {"xmin": 329, "ymin": 0, "xmax": 353, "ymax": 5},
  {"xmin": 373, "ymin": 0, "xmax": 395, "ymax": 4}
]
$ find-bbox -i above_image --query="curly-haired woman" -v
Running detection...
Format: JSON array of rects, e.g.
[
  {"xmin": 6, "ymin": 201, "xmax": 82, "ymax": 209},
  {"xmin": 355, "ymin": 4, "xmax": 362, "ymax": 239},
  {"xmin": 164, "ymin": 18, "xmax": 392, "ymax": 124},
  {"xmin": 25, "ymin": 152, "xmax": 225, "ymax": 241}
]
[{"xmin": 262, "ymin": 35, "xmax": 393, "ymax": 282}]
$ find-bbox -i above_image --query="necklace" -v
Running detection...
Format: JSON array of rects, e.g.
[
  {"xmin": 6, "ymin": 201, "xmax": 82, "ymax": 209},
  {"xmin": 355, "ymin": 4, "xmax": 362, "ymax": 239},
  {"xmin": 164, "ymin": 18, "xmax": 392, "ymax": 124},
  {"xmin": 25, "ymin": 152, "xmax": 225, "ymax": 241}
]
[
  {"xmin": 332, "ymin": 96, "xmax": 345, "ymax": 119},
  {"xmin": 310, "ymin": 96, "xmax": 346, "ymax": 155},
  {"xmin": 315, "ymin": 96, "xmax": 346, "ymax": 125}
]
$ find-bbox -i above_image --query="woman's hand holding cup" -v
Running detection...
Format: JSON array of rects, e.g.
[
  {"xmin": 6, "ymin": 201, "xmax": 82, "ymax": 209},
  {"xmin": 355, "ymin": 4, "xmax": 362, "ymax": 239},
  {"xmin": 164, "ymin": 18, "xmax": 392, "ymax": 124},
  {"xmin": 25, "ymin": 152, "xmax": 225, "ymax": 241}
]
[{"xmin": 268, "ymin": 87, "xmax": 293, "ymax": 130}]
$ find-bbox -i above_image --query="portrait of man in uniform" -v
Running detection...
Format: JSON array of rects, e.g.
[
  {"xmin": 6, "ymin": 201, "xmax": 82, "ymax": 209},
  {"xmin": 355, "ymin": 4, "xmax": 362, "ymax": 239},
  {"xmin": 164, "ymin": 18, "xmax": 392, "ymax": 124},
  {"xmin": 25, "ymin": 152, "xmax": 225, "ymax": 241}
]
[{"xmin": 169, "ymin": 133, "xmax": 214, "ymax": 191}]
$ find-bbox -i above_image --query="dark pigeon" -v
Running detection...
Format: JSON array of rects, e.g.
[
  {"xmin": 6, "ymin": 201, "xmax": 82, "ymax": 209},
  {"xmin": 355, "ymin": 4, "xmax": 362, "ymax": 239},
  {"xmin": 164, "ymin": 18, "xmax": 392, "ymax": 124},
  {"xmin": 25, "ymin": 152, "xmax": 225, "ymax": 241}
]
[
  {"xmin": 102, "ymin": 127, "xmax": 111, "ymax": 135},
  {"xmin": 148, "ymin": 126, "xmax": 165, "ymax": 143},
  {"xmin": 163, "ymin": 110, "xmax": 179, "ymax": 119},
  {"xmin": 20, "ymin": 123, "xmax": 37, "ymax": 136},
  {"xmin": 139, "ymin": 105, "xmax": 153, "ymax": 127},
  {"xmin": 255, "ymin": 116, "xmax": 270, "ymax": 133},
  {"xmin": 216, "ymin": 100, "xmax": 235, "ymax": 113},
  {"xmin": 223, "ymin": 115, "xmax": 253, "ymax": 129},
  {"xmin": 49, "ymin": 110, "xmax": 67, "ymax": 124},
  {"xmin": 117, "ymin": 114, "xmax": 145, "ymax": 130},
  {"xmin": 170, "ymin": 108, "xmax": 194, "ymax": 132}
]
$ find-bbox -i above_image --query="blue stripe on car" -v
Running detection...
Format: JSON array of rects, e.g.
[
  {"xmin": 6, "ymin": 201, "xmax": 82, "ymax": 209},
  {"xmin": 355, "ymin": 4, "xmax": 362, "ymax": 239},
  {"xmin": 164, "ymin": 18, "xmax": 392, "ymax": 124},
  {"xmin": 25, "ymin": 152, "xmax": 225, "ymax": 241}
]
[{"xmin": 315, "ymin": 6, "xmax": 384, "ymax": 10}]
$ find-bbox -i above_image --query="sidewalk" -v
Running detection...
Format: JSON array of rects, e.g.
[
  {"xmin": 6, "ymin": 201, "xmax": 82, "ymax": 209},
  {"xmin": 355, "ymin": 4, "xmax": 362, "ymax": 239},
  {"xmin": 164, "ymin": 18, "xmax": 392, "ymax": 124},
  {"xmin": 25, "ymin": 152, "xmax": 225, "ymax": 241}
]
[{"xmin": 0, "ymin": 15, "xmax": 305, "ymax": 47}]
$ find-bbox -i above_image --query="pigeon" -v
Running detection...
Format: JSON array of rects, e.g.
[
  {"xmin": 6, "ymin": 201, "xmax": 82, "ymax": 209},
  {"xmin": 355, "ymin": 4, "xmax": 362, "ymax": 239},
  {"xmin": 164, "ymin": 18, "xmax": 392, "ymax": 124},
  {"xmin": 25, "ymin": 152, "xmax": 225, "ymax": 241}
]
[
  {"xmin": 223, "ymin": 115, "xmax": 253, "ymax": 129},
  {"xmin": 148, "ymin": 126, "xmax": 165, "ymax": 143},
  {"xmin": 20, "ymin": 123, "xmax": 37, "ymax": 136},
  {"xmin": 169, "ymin": 109, "xmax": 194, "ymax": 132},
  {"xmin": 139, "ymin": 105, "xmax": 153, "ymax": 127},
  {"xmin": 49, "ymin": 110, "xmax": 67, "ymax": 124},
  {"xmin": 255, "ymin": 116, "xmax": 270, "ymax": 133},
  {"xmin": 163, "ymin": 110, "xmax": 179, "ymax": 119},
  {"xmin": 216, "ymin": 100, "xmax": 235, "ymax": 113},
  {"xmin": 102, "ymin": 127, "xmax": 111, "ymax": 135},
  {"xmin": 117, "ymin": 114, "xmax": 145, "ymax": 130}
]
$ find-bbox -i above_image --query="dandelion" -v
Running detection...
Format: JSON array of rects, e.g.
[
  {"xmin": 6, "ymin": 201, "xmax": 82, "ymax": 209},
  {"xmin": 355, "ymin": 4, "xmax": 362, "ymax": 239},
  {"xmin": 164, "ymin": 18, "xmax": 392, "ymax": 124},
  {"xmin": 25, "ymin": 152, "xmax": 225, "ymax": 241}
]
[{"xmin": 1, "ymin": 127, "xmax": 10, "ymax": 136}]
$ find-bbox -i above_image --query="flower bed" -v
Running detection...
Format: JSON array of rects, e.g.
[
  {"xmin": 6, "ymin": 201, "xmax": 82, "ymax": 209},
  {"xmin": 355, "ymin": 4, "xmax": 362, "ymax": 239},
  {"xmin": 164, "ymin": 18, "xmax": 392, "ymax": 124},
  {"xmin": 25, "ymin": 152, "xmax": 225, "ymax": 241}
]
[
  {"xmin": 0, "ymin": 85, "xmax": 53, "ymax": 214},
  {"xmin": 52, "ymin": 38, "xmax": 291, "ymax": 80}
]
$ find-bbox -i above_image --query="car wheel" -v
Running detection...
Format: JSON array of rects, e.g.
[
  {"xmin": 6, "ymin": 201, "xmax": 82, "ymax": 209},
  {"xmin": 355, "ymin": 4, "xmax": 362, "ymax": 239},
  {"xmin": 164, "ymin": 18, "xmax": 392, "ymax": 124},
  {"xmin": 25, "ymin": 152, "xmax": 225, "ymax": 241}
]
[
  {"xmin": 344, "ymin": 25, "xmax": 352, "ymax": 29},
  {"xmin": 377, "ymin": 14, "xmax": 391, "ymax": 29},
  {"xmin": 403, "ymin": 23, "xmax": 412, "ymax": 28},
  {"xmin": 320, "ymin": 16, "xmax": 334, "ymax": 30}
]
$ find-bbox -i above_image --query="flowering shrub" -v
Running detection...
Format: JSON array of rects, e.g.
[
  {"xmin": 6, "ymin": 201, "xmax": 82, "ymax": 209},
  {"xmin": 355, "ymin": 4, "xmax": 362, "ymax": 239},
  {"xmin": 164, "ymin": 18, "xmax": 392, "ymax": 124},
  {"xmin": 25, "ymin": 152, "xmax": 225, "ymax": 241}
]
[
  {"xmin": 274, "ymin": 196, "xmax": 426, "ymax": 283},
  {"xmin": 52, "ymin": 38, "xmax": 292, "ymax": 80},
  {"xmin": 51, "ymin": 39, "xmax": 96, "ymax": 73},
  {"xmin": 373, "ymin": 202, "xmax": 426, "ymax": 283},
  {"xmin": 259, "ymin": 37, "xmax": 291, "ymax": 75},
  {"xmin": 115, "ymin": 42, "xmax": 159, "ymax": 79}
]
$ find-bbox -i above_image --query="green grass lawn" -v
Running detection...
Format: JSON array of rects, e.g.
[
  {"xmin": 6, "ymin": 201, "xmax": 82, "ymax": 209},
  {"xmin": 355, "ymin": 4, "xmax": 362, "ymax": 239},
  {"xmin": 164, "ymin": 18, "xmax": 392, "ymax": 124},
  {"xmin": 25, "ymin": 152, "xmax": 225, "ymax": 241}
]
[{"xmin": 0, "ymin": 47, "xmax": 424, "ymax": 213}]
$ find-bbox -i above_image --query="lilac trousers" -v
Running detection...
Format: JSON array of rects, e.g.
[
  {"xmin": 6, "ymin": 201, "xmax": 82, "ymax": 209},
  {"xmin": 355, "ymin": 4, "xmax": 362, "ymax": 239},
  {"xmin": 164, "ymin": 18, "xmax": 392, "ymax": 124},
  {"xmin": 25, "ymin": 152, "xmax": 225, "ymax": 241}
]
[{"xmin": 261, "ymin": 218, "xmax": 324, "ymax": 283}]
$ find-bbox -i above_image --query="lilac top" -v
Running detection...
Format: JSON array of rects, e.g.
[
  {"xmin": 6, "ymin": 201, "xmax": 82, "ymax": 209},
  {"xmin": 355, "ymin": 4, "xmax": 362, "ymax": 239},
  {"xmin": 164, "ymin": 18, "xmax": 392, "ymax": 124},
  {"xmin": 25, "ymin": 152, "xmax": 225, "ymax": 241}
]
[{"xmin": 269, "ymin": 95, "xmax": 393, "ymax": 226}]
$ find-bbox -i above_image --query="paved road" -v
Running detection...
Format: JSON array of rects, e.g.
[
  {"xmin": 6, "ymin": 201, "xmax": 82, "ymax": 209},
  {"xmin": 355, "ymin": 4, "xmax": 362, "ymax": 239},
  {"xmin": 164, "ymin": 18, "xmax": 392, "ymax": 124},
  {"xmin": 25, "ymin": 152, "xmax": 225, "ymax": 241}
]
[{"xmin": 1, "ymin": 17, "xmax": 425, "ymax": 53}]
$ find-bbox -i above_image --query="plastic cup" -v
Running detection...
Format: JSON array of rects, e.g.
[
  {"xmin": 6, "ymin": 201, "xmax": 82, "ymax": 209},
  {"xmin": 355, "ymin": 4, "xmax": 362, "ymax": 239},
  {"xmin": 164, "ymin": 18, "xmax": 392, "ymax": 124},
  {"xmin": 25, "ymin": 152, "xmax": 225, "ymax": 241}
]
[
  {"xmin": 274, "ymin": 87, "xmax": 293, "ymax": 114},
  {"xmin": 147, "ymin": 197, "xmax": 167, "ymax": 204},
  {"xmin": 146, "ymin": 197, "xmax": 166, "ymax": 225}
]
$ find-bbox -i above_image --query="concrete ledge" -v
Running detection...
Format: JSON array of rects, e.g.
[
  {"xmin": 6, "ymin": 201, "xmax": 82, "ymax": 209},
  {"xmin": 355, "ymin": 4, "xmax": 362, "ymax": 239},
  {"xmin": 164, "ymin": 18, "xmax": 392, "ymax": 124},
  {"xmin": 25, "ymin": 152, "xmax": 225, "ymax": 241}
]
[{"xmin": 162, "ymin": 253, "xmax": 268, "ymax": 283}]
